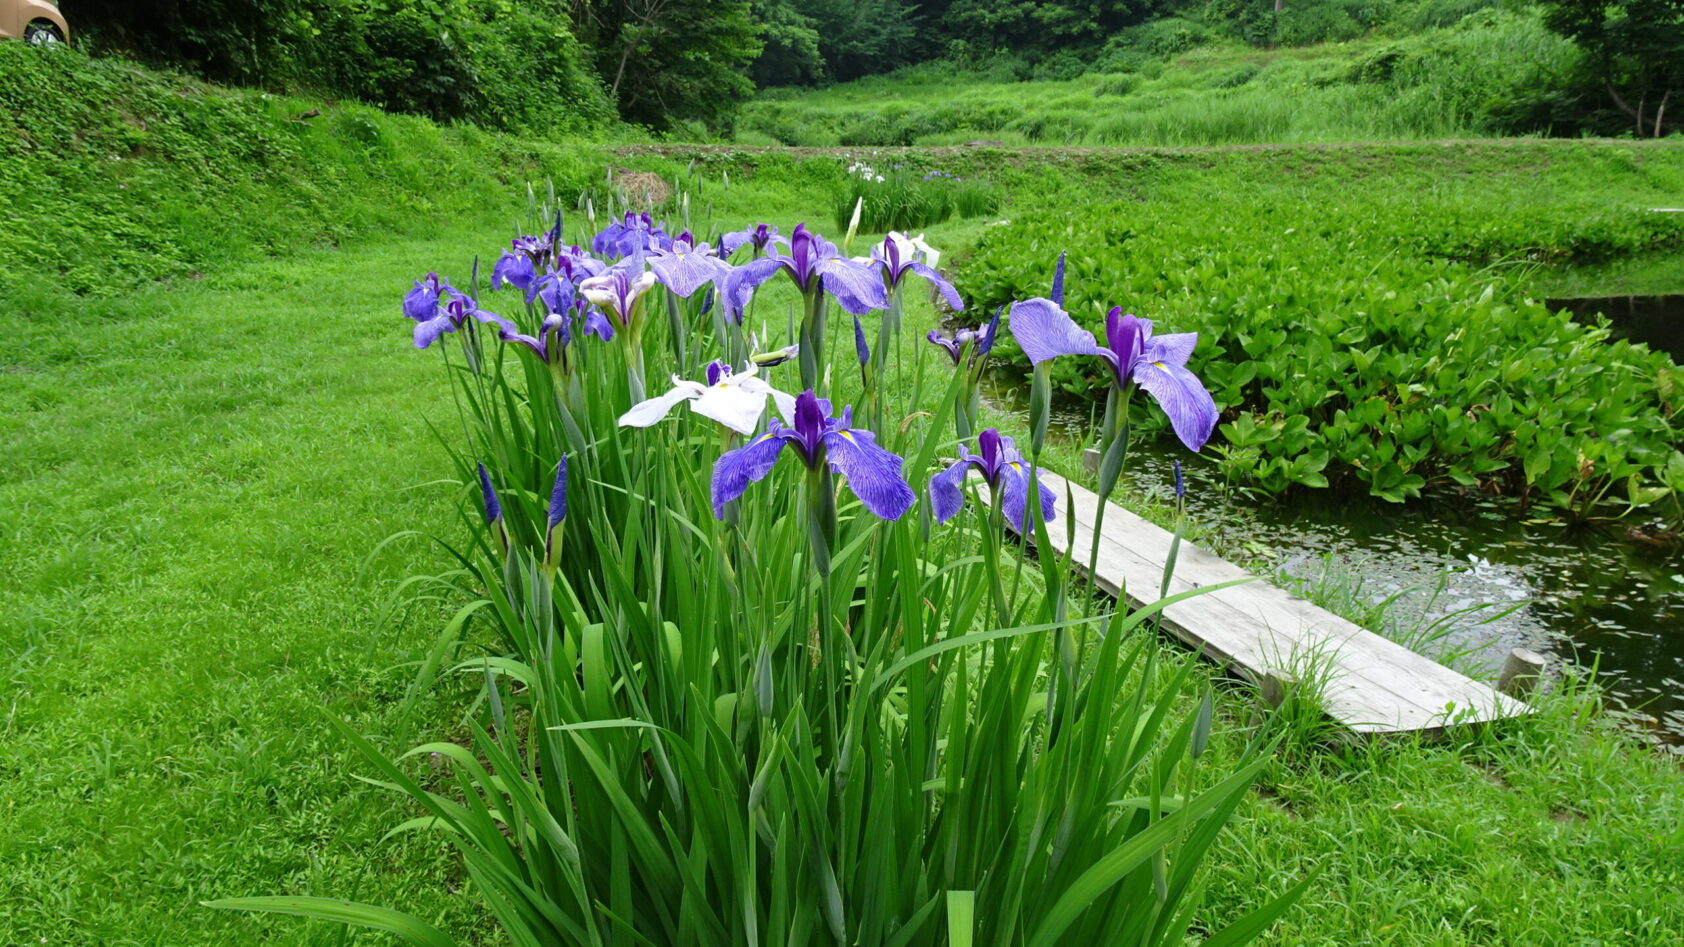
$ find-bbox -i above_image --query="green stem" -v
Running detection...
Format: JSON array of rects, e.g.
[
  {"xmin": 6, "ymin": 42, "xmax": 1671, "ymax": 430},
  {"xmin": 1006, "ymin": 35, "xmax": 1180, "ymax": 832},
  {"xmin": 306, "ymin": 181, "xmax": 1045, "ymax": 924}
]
[{"xmin": 799, "ymin": 289, "xmax": 828, "ymax": 395}]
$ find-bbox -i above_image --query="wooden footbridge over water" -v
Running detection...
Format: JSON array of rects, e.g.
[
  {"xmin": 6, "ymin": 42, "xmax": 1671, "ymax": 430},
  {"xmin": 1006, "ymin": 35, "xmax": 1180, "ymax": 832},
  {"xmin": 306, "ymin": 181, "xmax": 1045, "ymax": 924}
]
[{"xmin": 1030, "ymin": 464, "xmax": 1533, "ymax": 736}]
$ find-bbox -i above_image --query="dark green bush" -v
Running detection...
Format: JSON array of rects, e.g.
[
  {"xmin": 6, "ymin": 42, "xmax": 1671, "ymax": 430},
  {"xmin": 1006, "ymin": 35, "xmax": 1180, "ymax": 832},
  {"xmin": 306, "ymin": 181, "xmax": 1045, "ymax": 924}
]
[{"xmin": 69, "ymin": 0, "xmax": 612, "ymax": 133}]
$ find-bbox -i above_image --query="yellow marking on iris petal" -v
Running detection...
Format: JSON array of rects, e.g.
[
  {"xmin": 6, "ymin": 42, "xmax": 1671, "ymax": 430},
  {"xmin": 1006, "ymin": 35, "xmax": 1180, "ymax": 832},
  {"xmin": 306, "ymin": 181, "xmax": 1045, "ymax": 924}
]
[
  {"xmin": 839, "ymin": 431, "xmax": 857, "ymax": 443},
  {"xmin": 1010, "ymin": 462, "xmax": 1023, "ymax": 473},
  {"xmin": 1153, "ymin": 361, "xmax": 1167, "ymax": 370}
]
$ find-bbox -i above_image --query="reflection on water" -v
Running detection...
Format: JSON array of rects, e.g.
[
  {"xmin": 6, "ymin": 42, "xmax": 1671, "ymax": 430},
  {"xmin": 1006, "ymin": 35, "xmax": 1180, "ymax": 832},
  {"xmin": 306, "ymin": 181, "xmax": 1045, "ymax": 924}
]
[
  {"xmin": 980, "ymin": 377, "xmax": 1684, "ymax": 749},
  {"xmin": 1549, "ymin": 294, "xmax": 1684, "ymax": 360}
]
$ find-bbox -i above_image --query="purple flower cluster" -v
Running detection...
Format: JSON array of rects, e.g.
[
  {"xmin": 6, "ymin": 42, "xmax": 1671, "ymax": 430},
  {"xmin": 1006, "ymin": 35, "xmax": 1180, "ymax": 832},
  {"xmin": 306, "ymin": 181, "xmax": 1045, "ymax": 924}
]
[{"xmin": 408, "ymin": 213, "xmax": 1218, "ymax": 546}]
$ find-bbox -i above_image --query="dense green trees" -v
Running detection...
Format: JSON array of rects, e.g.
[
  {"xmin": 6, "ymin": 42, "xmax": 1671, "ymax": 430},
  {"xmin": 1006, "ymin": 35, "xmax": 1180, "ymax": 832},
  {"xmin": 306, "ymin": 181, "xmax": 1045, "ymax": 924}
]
[
  {"xmin": 1539, "ymin": 0, "xmax": 1683, "ymax": 135},
  {"xmin": 71, "ymin": 0, "xmax": 613, "ymax": 131},
  {"xmin": 571, "ymin": 0, "xmax": 762, "ymax": 130}
]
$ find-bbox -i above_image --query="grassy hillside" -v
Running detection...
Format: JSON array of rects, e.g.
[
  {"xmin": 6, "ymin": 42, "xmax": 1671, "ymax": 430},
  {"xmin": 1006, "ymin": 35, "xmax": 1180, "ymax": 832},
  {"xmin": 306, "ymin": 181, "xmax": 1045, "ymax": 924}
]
[
  {"xmin": 0, "ymin": 43, "xmax": 606, "ymax": 294},
  {"xmin": 735, "ymin": 11, "xmax": 1582, "ymax": 147}
]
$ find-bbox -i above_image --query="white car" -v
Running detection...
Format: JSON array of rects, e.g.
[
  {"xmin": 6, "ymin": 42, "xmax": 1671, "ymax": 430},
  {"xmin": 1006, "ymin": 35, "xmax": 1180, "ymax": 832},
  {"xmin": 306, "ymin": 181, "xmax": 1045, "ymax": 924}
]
[{"xmin": 0, "ymin": 0, "xmax": 69, "ymax": 45}]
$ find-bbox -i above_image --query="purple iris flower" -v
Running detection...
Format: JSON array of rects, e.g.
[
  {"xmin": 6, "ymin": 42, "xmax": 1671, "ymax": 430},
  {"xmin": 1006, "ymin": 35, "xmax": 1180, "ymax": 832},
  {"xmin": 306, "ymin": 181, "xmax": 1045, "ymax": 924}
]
[
  {"xmin": 711, "ymin": 390, "xmax": 915, "ymax": 521},
  {"xmin": 499, "ymin": 312, "xmax": 570, "ymax": 363},
  {"xmin": 853, "ymin": 315, "xmax": 870, "ymax": 367},
  {"xmin": 868, "ymin": 234, "xmax": 963, "ymax": 310},
  {"xmin": 650, "ymin": 236, "xmax": 730, "ymax": 299},
  {"xmin": 406, "ymin": 278, "xmax": 515, "ymax": 350},
  {"xmin": 927, "ymin": 327, "xmax": 977, "ymax": 364},
  {"xmin": 926, "ymin": 306, "xmax": 1001, "ymax": 366},
  {"xmin": 543, "ymin": 455, "xmax": 568, "ymax": 570},
  {"xmin": 579, "ymin": 262, "xmax": 657, "ymax": 335},
  {"xmin": 1051, "ymin": 251, "xmax": 1067, "ymax": 307},
  {"xmin": 404, "ymin": 273, "xmax": 449, "ymax": 323},
  {"xmin": 490, "ymin": 234, "xmax": 560, "ymax": 301},
  {"xmin": 929, "ymin": 429, "xmax": 1056, "ymax": 533},
  {"xmin": 591, "ymin": 212, "xmax": 671, "ymax": 259},
  {"xmin": 1009, "ymin": 300, "xmax": 1218, "ymax": 452},
  {"xmin": 491, "ymin": 252, "xmax": 538, "ymax": 300},
  {"xmin": 720, "ymin": 224, "xmax": 888, "ymax": 316},
  {"xmin": 720, "ymin": 223, "xmax": 788, "ymax": 257},
  {"xmin": 476, "ymin": 462, "xmax": 509, "ymax": 553}
]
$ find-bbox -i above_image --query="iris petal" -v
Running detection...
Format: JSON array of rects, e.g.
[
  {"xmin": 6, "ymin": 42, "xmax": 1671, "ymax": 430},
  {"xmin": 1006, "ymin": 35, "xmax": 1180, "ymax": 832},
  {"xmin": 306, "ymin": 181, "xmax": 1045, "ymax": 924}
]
[
  {"xmin": 690, "ymin": 383, "xmax": 770, "ymax": 435},
  {"xmin": 1144, "ymin": 331, "xmax": 1198, "ymax": 370},
  {"xmin": 905, "ymin": 261, "xmax": 964, "ymax": 310},
  {"xmin": 1008, "ymin": 298, "xmax": 1106, "ymax": 366},
  {"xmin": 413, "ymin": 314, "xmax": 455, "ymax": 349},
  {"xmin": 652, "ymin": 248, "xmax": 727, "ymax": 299},
  {"xmin": 999, "ymin": 463, "xmax": 1056, "ymax": 534},
  {"xmin": 491, "ymin": 252, "xmax": 535, "ymax": 295},
  {"xmin": 712, "ymin": 432, "xmax": 792, "ymax": 518},
  {"xmin": 929, "ymin": 458, "xmax": 976, "ymax": 524},
  {"xmin": 1133, "ymin": 359, "xmax": 1219, "ymax": 452},
  {"xmin": 619, "ymin": 382, "xmax": 704, "ymax": 428},
  {"xmin": 817, "ymin": 259, "xmax": 890, "ymax": 314},
  {"xmin": 823, "ymin": 428, "xmax": 915, "ymax": 520},
  {"xmin": 720, "ymin": 257, "xmax": 786, "ymax": 318}
]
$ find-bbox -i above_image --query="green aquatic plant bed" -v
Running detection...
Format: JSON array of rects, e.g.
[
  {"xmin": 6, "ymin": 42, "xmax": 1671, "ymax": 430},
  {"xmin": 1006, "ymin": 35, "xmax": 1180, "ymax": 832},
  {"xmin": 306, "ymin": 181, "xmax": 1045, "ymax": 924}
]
[{"xmin": 954, "ymin": 142, "xmax": 1684, "ymax": 518}]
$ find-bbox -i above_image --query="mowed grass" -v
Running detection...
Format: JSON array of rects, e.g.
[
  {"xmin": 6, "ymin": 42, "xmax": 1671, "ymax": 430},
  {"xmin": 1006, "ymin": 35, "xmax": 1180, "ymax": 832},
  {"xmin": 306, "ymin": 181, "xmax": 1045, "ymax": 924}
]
[
  {"xmin": 0, "ymin": 226, "xmax": 513, "ymax": 944},
  {"xmin": 0, "ymin": 145, "xmax": 1680, "ymax": 946}
]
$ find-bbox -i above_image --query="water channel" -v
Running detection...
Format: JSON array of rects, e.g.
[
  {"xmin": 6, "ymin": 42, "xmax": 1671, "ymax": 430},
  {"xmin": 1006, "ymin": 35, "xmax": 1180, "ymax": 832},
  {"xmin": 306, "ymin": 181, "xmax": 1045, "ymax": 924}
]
[{"xmin": 976, "ymin": 273, "xmax": 1684, "ymax": 749}]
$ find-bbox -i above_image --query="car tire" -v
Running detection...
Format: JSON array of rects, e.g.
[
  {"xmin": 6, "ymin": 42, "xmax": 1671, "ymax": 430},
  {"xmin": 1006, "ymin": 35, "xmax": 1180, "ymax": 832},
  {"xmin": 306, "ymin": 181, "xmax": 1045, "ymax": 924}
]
[{"xmin": 24, "ymin": 21, "xmax": 66, "ymax": 47}]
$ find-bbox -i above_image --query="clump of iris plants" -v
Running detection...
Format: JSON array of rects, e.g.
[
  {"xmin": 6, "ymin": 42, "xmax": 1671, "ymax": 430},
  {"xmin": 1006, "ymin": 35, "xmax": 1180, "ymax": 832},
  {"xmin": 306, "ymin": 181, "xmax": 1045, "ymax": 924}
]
[{"xmin": 211, "ymin": 187, "xmax": 1308, "ymax": 946}]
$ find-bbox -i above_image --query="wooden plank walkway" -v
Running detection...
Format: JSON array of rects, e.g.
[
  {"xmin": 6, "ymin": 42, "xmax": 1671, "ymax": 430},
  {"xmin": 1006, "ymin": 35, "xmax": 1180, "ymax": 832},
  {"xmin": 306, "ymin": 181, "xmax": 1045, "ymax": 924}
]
[{"xmin": 1022, "ymin": 467, "xmax": 1530, "ymax": 735}]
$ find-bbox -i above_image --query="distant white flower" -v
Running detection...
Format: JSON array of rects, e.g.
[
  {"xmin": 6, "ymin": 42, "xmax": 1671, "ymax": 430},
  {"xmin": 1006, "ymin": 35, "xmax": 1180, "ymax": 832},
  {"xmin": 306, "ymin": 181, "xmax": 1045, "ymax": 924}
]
[
  {"xmin": 874, "ymin": 174, "xmax": 885, "ymax": 183},
  {"xmin": 618, "ymin": 361, "xmax": 795, "ymax": 436}
]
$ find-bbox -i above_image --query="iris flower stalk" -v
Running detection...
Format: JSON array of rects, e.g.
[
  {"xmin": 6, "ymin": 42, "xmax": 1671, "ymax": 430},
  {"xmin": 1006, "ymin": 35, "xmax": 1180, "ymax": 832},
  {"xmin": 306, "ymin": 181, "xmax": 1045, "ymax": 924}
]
[
  {"xmin": 1009, "ymin": 295, "xmax": 1218, "ymax": 618},
  {"xmin": 720, "ymin": 224, "xmax": 887, "ymax": 393},
  {"xmin": 926, "ymin": 304, "xmax": 1002, "ymax": 442},
  {"xmin": 711, "ymin": 391, "xmax": 914, "ymax": 762}
]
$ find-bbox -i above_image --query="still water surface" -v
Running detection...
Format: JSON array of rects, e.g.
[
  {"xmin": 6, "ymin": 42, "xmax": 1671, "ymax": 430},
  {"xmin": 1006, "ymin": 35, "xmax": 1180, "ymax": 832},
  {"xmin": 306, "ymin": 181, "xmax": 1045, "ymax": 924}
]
[{"xmin": 980, "ymin": 373, "xmax": 1684, "ymax": 749}]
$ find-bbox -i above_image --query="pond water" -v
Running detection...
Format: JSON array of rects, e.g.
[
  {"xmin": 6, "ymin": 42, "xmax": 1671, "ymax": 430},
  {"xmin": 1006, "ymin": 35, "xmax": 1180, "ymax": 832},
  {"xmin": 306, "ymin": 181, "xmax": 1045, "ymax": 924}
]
[
  {"xmin": 1548, "ymin": 293, "xmax": 1684, "ymax": 360},
  {"xmin": 978, "ymin": 378, "xmax": 1684, "ymax": 751}
]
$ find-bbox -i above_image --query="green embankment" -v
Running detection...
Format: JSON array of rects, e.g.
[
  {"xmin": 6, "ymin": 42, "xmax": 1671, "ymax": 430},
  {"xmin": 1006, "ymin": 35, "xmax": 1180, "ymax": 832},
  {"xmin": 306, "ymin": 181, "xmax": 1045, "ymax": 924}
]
[
  {"xmin": 3, "ymin": 48, "xmax": 1682, "ymax": 946},
  {"xmin": 0, "ymin": 43, "xmax": 601, "ymax": 294}
]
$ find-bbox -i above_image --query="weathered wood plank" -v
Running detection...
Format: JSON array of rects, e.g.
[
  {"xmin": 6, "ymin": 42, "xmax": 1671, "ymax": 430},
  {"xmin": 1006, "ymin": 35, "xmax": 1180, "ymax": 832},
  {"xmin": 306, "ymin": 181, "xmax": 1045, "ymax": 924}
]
[{"xmin": 1014, "ymin": 468, "xmax": 1529, "ymax": 734}]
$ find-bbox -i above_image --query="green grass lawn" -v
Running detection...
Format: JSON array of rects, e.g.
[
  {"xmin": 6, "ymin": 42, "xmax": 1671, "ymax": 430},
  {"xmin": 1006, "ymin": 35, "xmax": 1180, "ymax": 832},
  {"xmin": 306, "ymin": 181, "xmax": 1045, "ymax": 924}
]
[
  {"xmin": 0, "ymin": 225, "xmax": 513, "ymax": 944},
  {"xmin": 4, "ymin": 140, "xmax": 1683, "ymax": 944}
]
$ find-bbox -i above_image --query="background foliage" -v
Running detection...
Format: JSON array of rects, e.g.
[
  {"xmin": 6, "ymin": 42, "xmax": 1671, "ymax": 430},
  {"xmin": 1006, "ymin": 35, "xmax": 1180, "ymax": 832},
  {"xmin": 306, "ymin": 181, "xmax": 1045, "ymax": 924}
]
[{"xmin": 69, "ymin": 0, "xmax": 614, "ymax": 132}]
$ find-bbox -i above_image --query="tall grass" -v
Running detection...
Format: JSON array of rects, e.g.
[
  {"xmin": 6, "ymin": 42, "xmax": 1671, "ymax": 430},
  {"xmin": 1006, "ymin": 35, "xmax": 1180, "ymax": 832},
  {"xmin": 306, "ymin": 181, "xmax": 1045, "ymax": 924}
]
[{"xmin": 736, "ymin": 12, "xmax": 1581, "ymax": 148}]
